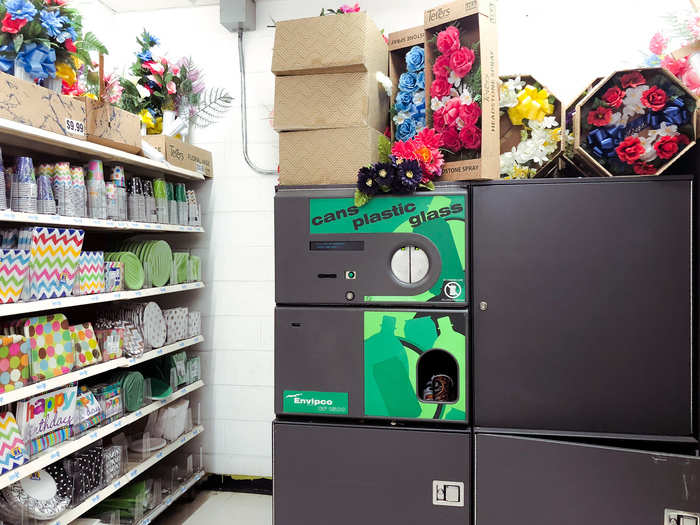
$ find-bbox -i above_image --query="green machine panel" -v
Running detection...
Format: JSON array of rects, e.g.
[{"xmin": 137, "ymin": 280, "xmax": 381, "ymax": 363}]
[
  {"xmin": 275, "ymin": 186, "xmax": 467, "ymax": 306},
  {"xmin": 275, "ymin": 307, "xmax": 468, "ymax": 424}
]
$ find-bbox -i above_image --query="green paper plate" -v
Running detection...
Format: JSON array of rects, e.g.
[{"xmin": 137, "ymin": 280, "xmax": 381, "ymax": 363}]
[
  {"xmin": 146, "ymin": 240, "xmax": 172, "ymax": 287},
  {"xmin": 119, "ymin": 251, "xmax": 145, "ymax": 290}
]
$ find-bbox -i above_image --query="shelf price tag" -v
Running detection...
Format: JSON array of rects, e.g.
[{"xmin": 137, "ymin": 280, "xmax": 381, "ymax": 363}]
[{"xmin": 65, "ymin": 118, "xmax": 85, "ymax": 136}]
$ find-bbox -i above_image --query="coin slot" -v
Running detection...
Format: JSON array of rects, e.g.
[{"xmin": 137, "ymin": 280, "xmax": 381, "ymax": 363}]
[
  {"xmin": 391, "ymin": 246, "xmax": 429, "ymax": 284},
  {"xmin": 317, "ymin": 273, "xmax": 337, "ymax": 279},
  {"xmin": 291, "ymin": 323, "xmax": 302, "ymax": 327}
]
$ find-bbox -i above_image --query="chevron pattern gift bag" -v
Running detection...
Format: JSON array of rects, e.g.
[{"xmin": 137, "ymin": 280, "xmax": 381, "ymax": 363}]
[
  {"xmin": 73, "ymin": 251, "xmax": 105, "ymax": 296},
  {"xmin": 0, "ymin": 249, "xmax": 30, "ymax": 304},
  {"xmin": 27, "ymin": 227, "xmax": 84, "ymax": 300},
  {"xmin": 0, "ymin": 412, "xmax": 27, "ymax": 475}
]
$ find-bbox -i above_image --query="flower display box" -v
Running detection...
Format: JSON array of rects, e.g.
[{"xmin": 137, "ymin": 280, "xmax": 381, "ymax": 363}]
[
  {"xmin": 561, "ymin": 77, "xmax": 604, "ymax": 177},
  {"xmin": 83, "ymin": 99, "xmax": 141, "ymax": 155},
  {"xmin": 498, "ymin": 74, "xmax": 563, "ymax": 179},
  {"xmin": 388, "ymin": 26, "xmax": 426, "ymax": 142},
  {"xmin": 574, "ymin": 68, "xmax": 697, "ymax": 177},
  {"xmin": 424, "ymin": 0, "xmax": 499, "ymax": 180},
  {"xmin": 0, "ymin": 72, "xmax": 86, "ymax": 140},
  {"xmin": 279, "ymin": 127, "xmax": 382, "ymax": 185},
  {"xmin": 143, "ymin": 135, "xmax": 213, "ymax": 178},
  {"xmin": 272, "ymin": 11, "xmax": 387, "ymax": 76}
]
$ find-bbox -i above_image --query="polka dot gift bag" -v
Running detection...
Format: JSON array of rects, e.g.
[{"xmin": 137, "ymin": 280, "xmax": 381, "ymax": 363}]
[
  {"xmin": 0, "ymin": 335, "xmax": 31, "ymax": 394},
  {"xmin": 21, "ymin": 314, "xmax": 75, "ymax": 382},
  {"xmin": 69, "ymin": 323, "xmax": 102, "ymax": 369}
]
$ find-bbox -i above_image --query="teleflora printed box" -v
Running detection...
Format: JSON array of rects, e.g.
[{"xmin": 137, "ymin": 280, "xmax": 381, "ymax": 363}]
[
  {"xmin": 424, "ymin": 0, "xmax": 499, "ymax": 180},
  {"xmin": 388, "ymin": 26, "xmax": 426, "ymax": 141},
  {"xmin": 143, "ymin": 135, "xmax": 214, "ymax": 178}
]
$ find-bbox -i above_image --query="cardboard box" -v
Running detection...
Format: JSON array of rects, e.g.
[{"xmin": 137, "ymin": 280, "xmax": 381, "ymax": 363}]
[
  {"xmin": 279, "ymin": 127, "xmax": 382, "ymax": 185},
  {"xmin": 561, "ymin": 77, "xmax": 604, "ymax": 177},
  {"xmin": 85, "ymin": 99, "xmax": 141, "ymax": 154},
  {"xmin": 272, "ymin": 11, "xmax": 387, "ymax": 76},
  {"xmin": 574, "ymin": 68, "xmax": 697, "ymax": 177},
  {"xmin": 388, "ymin": 26, "xmax": 426, "ymax": 141},
  {"xmin": 274, "ymin": 69, "xmax": 389, "ymax": 132},
  {"xmin": 0, "ymin": 71, "xmax": 86, "ymax": 140},
  {"xmin": 499, "ymin": 74, "xmax": 563, "ymax": 178},
  {"xmin": 424, "ymin": 0, "xmax": 499, "ymax": 180},
  {"xmin": 143, "ymin": 135, "xmax": 213, "ymax": 178}
]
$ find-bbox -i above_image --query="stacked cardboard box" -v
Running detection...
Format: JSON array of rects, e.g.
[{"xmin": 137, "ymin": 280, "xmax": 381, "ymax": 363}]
[{"xmin": 272, "ymin": 12, "xmax": 389, "ymax": 185}]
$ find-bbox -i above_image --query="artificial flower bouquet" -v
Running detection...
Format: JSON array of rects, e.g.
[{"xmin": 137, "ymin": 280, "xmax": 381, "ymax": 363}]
[
  {"xmin": 499, "ymin": 75, "xmax": 562, "ymax": 179},
  {"xmin": 388, "ymin": 27, "xmax": 426, "ymax": 142},
  {"xmin": 424, "ymin": 0, "xmax": 499, "ymax": 180},
  {"xmin": 575, "ymin": 68, "xmax": 697, "ymax": 177}
]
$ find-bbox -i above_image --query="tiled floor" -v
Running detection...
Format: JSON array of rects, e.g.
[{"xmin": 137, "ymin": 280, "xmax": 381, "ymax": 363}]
[{"xmin": 156, "ymin": 491, "xmax": 272, "ymax": 525}]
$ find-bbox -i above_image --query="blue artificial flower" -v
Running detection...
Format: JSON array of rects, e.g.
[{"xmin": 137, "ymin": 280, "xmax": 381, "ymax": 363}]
[
  {"xmin": 416, "ymin": 71, "xmax": 425, "ymax": 90},
  {"xmin": 40, "ymin": 10, "xmax": 65, "ymax": 38},
  {"xmin": 644, "ymin": 54, "xmax": 662, "ymax": 67},
  {"xmin": 5, "ymin": 0, "xmax": 37, "ymax": 21},
  {"xmin": 394, "ymin": 90, "xmax": 413, "ymax": 111},
  {"xmin": 405, "ymin": 45, "xmax": 424, "ymax": 73},
  {"xmin": 145, "ymin": 31, "xmax": 160, "ymax": 46},
  {"xmin": 396, "ymin": 118, "xmax": 417, "ymax": 141},
  {"xmin": 16, "ymin": 42, "xmax": 56, "ymax": 80},
  {"xmin": 398, "ymin": 72, "xmax": 418, "ymax": 93},
  {"xmin": 138, "ymin": 49, "xmax": 153, "ymax": 62},
  {"xmin": 0, "ymin": 45, "xmax": 14, "ymax": 74}
]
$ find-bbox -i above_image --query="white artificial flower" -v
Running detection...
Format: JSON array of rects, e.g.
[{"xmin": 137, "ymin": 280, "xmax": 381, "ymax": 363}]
[
  {"xmin": 455, "ymin": 117, "xmax": 465, "ymax": 130},
  {"xmin": 376, "ymin": 72, "xmax": 393, "ymax": 98},
  {"xmin": 393, "ymin": 111, "xmax": 411, "ymax": 124},
  {"xmin": 415, "ymin": 122, "xmax": 426, "ymax": 132},
  {"xmin": 460, "ymin": 89, "xmax": 474, "ymax": 105},
  {"xmin": 449, "ymin": 88, "xmax": 460, "ymax": 99},
  {"xmin": 503, "ymin": 76, "xmax": 525, "ymax": 93},
  {"xmin": 413, "ymin": 91, "xmax": 425, "ymax": 105},
  {"xmin": 656, "ymin": 121, "xmax": 679, "ymax": 137},
  {"xmin": 448, "ymin": 70, "xmax": 462, "ymax": 88},
  {"xmin": 136, "ymin": 84, "xmax": 151, "ymax": 98},
  {"xmin": 431, "ymin": 97, "xmax": 445, "ymax": 111},
  {"xmin": 499, "ymin": 151, "xmax": 517, "ymax": 175},
  {"xmin": 609, "ymin": 111, "xmax": 628, "ymax": 127},
  {"xmin": 638, "ymin": 134, "xmax": 658, "ymax": 162},
  {"xmin": 541, "ymin": 116, "xmax": 559, "ymax": 129},
  {"xmin": 622, "ymin": 85, "xmax": 649, "ymax": 117},
  {"xmin": 565, "ymin": 130, "xmax": 574, "ymax": 145}
]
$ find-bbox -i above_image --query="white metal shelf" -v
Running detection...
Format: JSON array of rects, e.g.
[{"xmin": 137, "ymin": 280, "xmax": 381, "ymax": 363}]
[
  {"xmin": 0, "ymin": 335, "xmax": 204, "ymax": 406},
  {"xmin": 0, "ymin": 381, "xmax": 204, "ymax": 490},
  {"xmin": 0, "ymin": 210, "xmax": 204, "ymax": 233},
  {"xmin": 47, "ymin": 425, "xmax": 204, "ymax": 525},
  {"xmin": 0, "ymin": 281, "xmax": 204, "ymax": 317},
  {"xmin": 137, "ymin": 470, "xmax": 205, "ymax": 525},
  {"xmin": 0, "ymin": 118, "xmax": 204, "ymax": 182}
]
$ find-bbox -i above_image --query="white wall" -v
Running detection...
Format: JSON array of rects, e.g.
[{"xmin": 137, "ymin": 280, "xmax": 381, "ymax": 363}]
[{"xmin": 79, "ymin": 0, "xmax": 690, "ymax": 477}]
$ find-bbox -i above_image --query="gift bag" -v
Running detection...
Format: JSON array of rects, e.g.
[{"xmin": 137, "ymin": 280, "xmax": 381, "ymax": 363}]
[
  {"xmin": 0, "ymin": 335, "xmax": 31, "ymax": 393},
  {"xmin": 73, "ymin": 251, "xmax": 105, "ymax": 296},
  {"xmin": 27, "ymin": 227, "xmax": 84, "ymax": 300},
  {"xmin": 0, "ymin": 249, "xmax": 30, "ymax": 304},
  {"xmin": 70, "ymin": 323, "xmax": 102, "ymax": 368},
  {"xmin": 22, "ymin": 314, "xmax": 75, "ymax": 381},
  {"xmin": 0, "ymin": 412, "xmax": 28, "ymax": 475}
]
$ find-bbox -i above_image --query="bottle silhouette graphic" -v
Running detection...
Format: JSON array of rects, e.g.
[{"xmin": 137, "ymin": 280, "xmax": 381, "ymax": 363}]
[{"xmin": 432, "ymin": 315, "xmax": 466, "ymax": 421}]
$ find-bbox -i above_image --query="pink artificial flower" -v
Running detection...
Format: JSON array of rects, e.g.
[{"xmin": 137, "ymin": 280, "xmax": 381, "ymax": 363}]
[
  {"xmin": 414, "ymin": 127, "xmax": 443, "ymax": 151},
  {"xmin": 431, "ymin": 76, "xmax": 451, "ymax": 98},
  {"xmin": 459, "ymin": 125, "xmax": 481, "ymax": 150},
  {"xmin": 661, "ymin": 55, "xmax": 691, "ymax": 77},
  {"xmin": 432, "ymin": 107, "xmax": 446, "ymax": 132},
  {"xmin": 459, "ymin": 101, "xmax": 481, "ymax": 127},
  {"xmin": 170, "ymin": 64, "xmax": 181, "ymax": 76},
  {"xmin": 432, "ymin": 55, "xmax": 451, "ymax": 78},
  {"xmin": 64, "ymin": 39, "xmax": 77, "ymax": 53},
  {"xmin": 649, "ymin": 32, "xmax": 668, "ymax": 55},
  {"xmin": 442, "ymin": 126, "xmax": 461, "ymax": 152},
  {"xmin": 442, "ymin": 98, "xmax": 462, "ymax": 128},
  {"xmin": 160, "ymin": 57, "xmax": 168, "ymax": 65},
  {"xmin": 449, "ymin": 47, "xmax": 475, "ymax": 78},
  {"xmin": 436, "ymin": 26, "xmax": 460, "ymax": 55},
  {"xmin": 391, "ymin": 139, "xmax": 418, "ymax": 160},
  {"xmin": 339, "ymin": 3, "xmax": 360, "ymax": 13},
  {"xmin": 682, "ymin": 69, "xmax": 700, "ymax": 95},
  {"xmin": 166, "ymin": 81, "xmax": 177, "ymax": 94},
  {"xmin": 143, "ymin": 61, "xmax": 165, "ymax": 76}
]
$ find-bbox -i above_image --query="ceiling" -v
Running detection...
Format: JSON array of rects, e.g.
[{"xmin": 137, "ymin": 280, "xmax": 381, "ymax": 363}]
[{"xmin": 96, "ymin": 0, "xmax": 219, "ymax": 12}]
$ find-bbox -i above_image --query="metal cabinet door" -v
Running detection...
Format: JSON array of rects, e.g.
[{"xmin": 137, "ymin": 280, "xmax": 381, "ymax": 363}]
[
  {"xmin": 274, "ymin": 421, "xmax": 471, "ymax": 525},
  {"xmin": 475, "ymin": 433, "xmax": 700, "ymax": 525},
  {"xmin": 472, "ymin": 178, "xmax": 693, "ymax": 438}
]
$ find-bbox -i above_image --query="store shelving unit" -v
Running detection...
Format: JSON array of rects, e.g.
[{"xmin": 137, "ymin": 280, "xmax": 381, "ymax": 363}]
[
  {"xmin": 137, "ymin": 470, "xmax": 206, "ymax": 525},
  {"xmin": 0, "ymin": 120, "xmax": 209, "ymax": 523}
]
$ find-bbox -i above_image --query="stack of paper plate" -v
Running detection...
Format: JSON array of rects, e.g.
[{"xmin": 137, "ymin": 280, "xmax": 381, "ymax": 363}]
[
  {"xmin": 122, "ymin": 240, "xmax": 173, "ymax": 287},
  {"xmin": 105, "ymin": 252, "xmax": 144, "ymax": 290}
]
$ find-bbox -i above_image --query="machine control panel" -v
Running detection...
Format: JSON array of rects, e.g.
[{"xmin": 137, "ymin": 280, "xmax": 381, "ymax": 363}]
[
  {"xmin": 667, "ymin": 510, "xmax": 700, "ymax": 525},
  {"xmin": 433, "ymin": 481, "xmax": 464, "ymax": 507}
]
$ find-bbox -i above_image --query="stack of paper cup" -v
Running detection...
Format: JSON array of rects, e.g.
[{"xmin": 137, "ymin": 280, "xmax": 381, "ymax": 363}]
[
  {"xmin": 106, "ymin": 182, "xmax": 119, "ymax": 220},
  {"xmin": 127, "ymin": 176, "xmax": 145, "ymax": 222},
  {"xmin": 86, "ymin": 159, "xmax": 107, "ymax": 220},
  {"xmin": 153, "ymin": 178, "xmax": 168, "ymax": 223},
  {"xmin": 54, "ymin": 162, "xmax": 72, "ymax": 216},
  {"xmin": 143, "ymin": 179, "xmax": 157, "ymax": 223},
  {"xmin": 110, "ymin": 166, "xmax": 127, "ymax": 221},
  {"xmin": 187, "ymin": 190, "xmax": 200, "ymax": 226},
  {"xmin": 176, "ymin": 183, "xmax": 188, "ymax": 225},
  {"xmin": 36, "ymin": 164, "xmax": 56, "ymax": 215},
  {"xmin": 71, "ymin": 166, "xmax": 87, "ymax": 217},
  {"xmin": 166, "ymin": 182, "xmax": 177, "ymax": 225},
  {"xmin": 11, "ymin": 157, "xmax": 37, "ymax": 213}
]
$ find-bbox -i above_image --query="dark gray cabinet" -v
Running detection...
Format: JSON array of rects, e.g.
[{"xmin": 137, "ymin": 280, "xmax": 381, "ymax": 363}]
[{"xmin": 472, "ymin": 178, "xmax": 693, "ymax": 438}]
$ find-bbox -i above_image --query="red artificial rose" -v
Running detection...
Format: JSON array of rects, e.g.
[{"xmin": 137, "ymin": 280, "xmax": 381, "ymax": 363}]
[
  {"xmin": 654, "ymin": 135, "xmax": 679, "ymax": 159},
  {"xmin": 601, "ymin": 86, "xmax": 626, "ymax": 109},
  {"xmin": 436, "ymin": 26, "xmax": 460, "ymax": 55},
  {"xmin": 64, "ymin": 39, "xmax": 77, "ymax": 53},
  {"xmin": 442, "ymin": 126, "xmax": 461, "ymax": 152},
  {"xmin": 384, "ymin": 126, "xmax": 391, "ymax": 138},
  {"xmin": 431, "ymin": 77, "xmax": 451, "ymax": 99},
  {"xmin": 661, "ymin": 55, "xmax": 691, "ymax": 77},
  {"xmin": 432, "ymin": 55, "xmax": 451, "ymax": 78},
  {"xmin": 459, "ymin": 101, "xmax": 481, "ymax": 126},
  {"xmin": 459, "ymin": 124, "xmax": 481, "ymax": 150},
  {"xmin": 442, "ymin": 98, "xmax": 461, "ymax": 127},
  {"xmin": 615, "ymin": 136, "xmax": 645, "ymax": 164},
  {"xmin": 432, "ymin": 107, "xmax": 446, "ymax": 132},
  {"xmin": 449, "ymin": 47, "xmax": 475, "ymax": 78},
  {"xmin": 633, "ymin": 161, "xmax": 657, "ymax": 175},
  {"xmin": 620, "ymin": 71, "xmax": 646, "ymax": 88},
  {"xmin": 641, "ymin": 86, "xmax": 667, "ymax": 111},
  {"xmin": 676, "ymin": 134, "xmax": 691, "ymax": 147},
  {"xmin": 587, "ymin": 105, "xmax": 612, "ymax": 126},
  {"xmin": 1, "ymin": 13, "xmax": 27, "ymax": 34}
]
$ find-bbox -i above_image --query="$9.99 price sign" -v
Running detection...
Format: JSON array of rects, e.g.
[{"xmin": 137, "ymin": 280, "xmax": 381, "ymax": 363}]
[{"xmin": 65, "ymin": 118, "xmax": 85, "ymax": 136}]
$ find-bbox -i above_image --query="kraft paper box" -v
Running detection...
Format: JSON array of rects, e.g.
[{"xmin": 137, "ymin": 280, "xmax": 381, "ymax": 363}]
[
  {"xmin": 274, "ymin": 70, "xmax": 389, "ymax": 132},
  {"xmin": 0, "ymin": 72, "xmax": 87, "ymax": 139},
  {"xmin": 143, "ymin": 135, "xmax": 213, "ymax": 178},
  {"xmin": 388, "ymin": 26, "xmax": 426, "ymax": 141},
  {"xmin": 424, "ymin": 0, "xmax": 499, "ymax": 180},
  {"xmin": 561, "ymin": 77, "xmax": 604, "ymax": 178},
  {"xmin": 85, "ymin": 99, "xmax": 141, "ymax": 154},
  {"xmin": 279, "ymin": 127, "xmax": 382, "ymax": 185},
  {"xmin": 272, "ymin": 11, "xmax": 388, "ymax": 76}
]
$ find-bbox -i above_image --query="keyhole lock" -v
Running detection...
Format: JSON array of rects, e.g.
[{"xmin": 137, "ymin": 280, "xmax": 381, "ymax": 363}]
[{"xmin": 479, "ymin": 301, "xmax": 488, "ymax": 311}]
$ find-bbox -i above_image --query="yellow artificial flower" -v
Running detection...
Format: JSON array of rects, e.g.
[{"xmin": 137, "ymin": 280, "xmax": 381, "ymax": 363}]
[
  {"xmin": 71, "ymin": 55, "xmax": 83, "ymax": 69},
  {"xmin": 507, "ymin": 85, "xmax": 554, "ymax": 126},
  {"xmin": 139, "ymin": 109, "xmax": 155, "ymax": 128},
  {"xmin": 511, "ymin": 165, "xmax": 537, "ymax": 179},
  {"xmin": 55, "ymin": 62, "xmax": 77, "ymax": 86},
  {"xmin": 146, "ymin": 117, "xmax": 163, "ymax": 135},
  {"xmin": 85, "ymin": 93, "xmax": 98, "ymax": 100}
]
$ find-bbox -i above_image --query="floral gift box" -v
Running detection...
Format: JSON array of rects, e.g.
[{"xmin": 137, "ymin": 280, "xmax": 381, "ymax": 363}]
[
  {"xmin": 388, "ymin": 27, "xmax": 427, "ymax": 142},
  {"xmin": 574, "ymin": 68, "xmax": 697, "ymax": 177}
]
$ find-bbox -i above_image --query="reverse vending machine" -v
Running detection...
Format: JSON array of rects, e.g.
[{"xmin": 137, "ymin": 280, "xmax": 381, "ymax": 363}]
[{"xmin": 274, "ymin": 185, "xmax": 471, "ymax": 525}]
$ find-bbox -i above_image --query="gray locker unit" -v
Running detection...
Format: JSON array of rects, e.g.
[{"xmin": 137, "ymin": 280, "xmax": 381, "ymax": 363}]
[
  {"xmin": 274, "ymin": 421, "xmax": 471, "ymax": 525},
  {"xmin": 475, "ymin": 433, "xmax": 700, "ymax": 525},
  {"xmin": 471, "ymin": 177, "xmax": 694, "ymax": 439},
  {"xmin": 275, "ymin": 186, "xmax": 468, "ymax": 307},
  {"xmin": 275, "ymin": 307, "xmax": 468, "ymax": 424}
]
